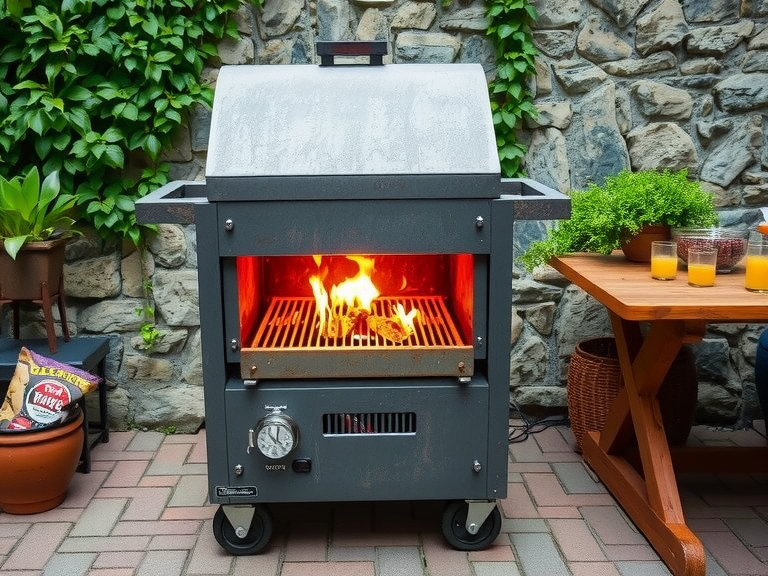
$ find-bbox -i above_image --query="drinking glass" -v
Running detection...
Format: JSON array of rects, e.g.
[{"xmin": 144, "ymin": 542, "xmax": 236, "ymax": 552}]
[
  {"xmin": 650, "ymin": 241, "xmax": 677, "ymax": 280},
  {"xmin": 687, "ymin": 247, "xmax": 717, "ymax": 287},
  {"xmin": 745, "ymin": 237, "xmax": 768, "ymax": 292}
]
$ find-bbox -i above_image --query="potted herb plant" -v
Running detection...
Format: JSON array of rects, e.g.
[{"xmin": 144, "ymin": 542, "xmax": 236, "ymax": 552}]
[
  {"xmin": 518, "ymin": 169, "xmax": 719, "ymax": 270},
  {"xmin": 0, "ymin": 167, "xmax": 80, "ymax": 350}
]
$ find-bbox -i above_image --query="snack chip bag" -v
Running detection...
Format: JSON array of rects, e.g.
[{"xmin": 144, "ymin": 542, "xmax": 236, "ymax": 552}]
[{"xmin": 0, "ymin": 347, "xmax": 101, "ymax": 432}]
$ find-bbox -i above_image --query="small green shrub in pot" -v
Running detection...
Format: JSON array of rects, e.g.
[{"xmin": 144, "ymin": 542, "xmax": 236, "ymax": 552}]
[
  {"xmin": 0, "ymin": 166, "xmax": 80, "ymax": 260},
  {"xmin": 518, "ymin": 169, "xmax": 719, "ymax": 271}
]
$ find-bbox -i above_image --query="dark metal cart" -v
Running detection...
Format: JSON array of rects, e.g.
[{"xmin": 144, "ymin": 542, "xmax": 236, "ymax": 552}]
[{"xmin": 137, "ymin": 43, "xmax": 569, "ymax": 555}]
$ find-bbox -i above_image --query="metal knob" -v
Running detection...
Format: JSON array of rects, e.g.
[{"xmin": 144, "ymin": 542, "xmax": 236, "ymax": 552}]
[
  {"xmin": 224, "ymin": 218, "xmax": 234, "ymax": 231},
  {"xmin": 473, "ymin": 460, "xmax": 482, "ymax": 473},
  {"xmin": 234, "ymin": 464, "xmax": 243, "ymax": 476},
  {"xmin": 475, "ymin": 216, "xmax": 485, "ymax": 229},
  {"xmin": 230, "ymin": 339, "xmax": 239, "ymax": 351}
]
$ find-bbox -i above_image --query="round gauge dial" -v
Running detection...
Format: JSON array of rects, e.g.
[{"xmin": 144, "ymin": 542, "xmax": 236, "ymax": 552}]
[{"xmin": 253, "ymin": 414, "xmax": 299, "ymax": 459}]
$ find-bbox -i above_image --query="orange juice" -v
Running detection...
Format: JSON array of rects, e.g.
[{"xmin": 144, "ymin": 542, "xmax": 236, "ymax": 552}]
[
  {"xmin": 745, "ymin": 254, "xmax": 768, "ymax": 292},
  {"xmin": 687, "ymin": 263, "xmax": 715, "ymax": 286},
  {"xmin": 651, "ymin": 255, "xmax": 677, "ymax": 280}
]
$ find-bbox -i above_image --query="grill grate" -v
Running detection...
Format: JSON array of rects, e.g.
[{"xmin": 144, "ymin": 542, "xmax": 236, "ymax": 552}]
[
  {"xmin": 249, "ymin": 296, "xmax": 464, "ymax": 349},
  {"xmin": 323, "ymin": 412, "xmax": 417, "ymax": 435}
]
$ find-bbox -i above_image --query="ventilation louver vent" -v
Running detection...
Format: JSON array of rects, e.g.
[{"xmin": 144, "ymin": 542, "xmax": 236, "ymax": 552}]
[{"xmin": 323, "ymin": 412, "xmax": 417, "ymax": 436}]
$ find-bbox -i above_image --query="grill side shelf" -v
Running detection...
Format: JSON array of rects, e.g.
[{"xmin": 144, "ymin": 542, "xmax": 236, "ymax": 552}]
[
  {"xmin": 135, "ymin": 181, "xmax": 208, "ymax": 224},
  {"xmin": 498, "ymin": 178, "xmax": 570, "ymax": 221}
]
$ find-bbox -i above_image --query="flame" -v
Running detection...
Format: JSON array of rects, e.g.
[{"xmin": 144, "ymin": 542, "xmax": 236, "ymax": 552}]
[
  {"xmin": 393, "ymin": 302, "xmax": 418, "ymax": 334},
  {"xmin": 310, "ymin": 256, "xmax": 419, "ymax": 342}
]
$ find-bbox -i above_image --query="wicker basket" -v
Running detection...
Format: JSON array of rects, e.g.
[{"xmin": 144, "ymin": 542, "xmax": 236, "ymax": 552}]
[
  {"xmin": 567, "ymin": 338, "xmax": 622, "ymax": 452},
  {"xmin": 567, "ymin": 338, "xmax": 698, "ymax": 451}
]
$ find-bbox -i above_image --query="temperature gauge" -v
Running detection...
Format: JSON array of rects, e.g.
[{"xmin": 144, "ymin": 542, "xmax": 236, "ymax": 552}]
[{"xmin": 249, "ymin": 411, "xmax": 299, "ymax": 460}]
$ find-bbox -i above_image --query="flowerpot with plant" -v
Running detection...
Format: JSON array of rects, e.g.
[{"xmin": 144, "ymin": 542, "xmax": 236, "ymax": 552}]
[
  {"xmin": 0, "ymin": 167, "xmax": 81, "ymax": 351},
  {"xmin": 518, "ymin": 169, "xmax": 719, "ymax": 270},
  {"xmin": 0, "ymin": 410, "xmax": 84, "ymax": 514}
]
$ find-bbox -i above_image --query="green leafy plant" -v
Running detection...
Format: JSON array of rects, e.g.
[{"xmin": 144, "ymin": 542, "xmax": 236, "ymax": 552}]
[
  {"xmin": 0, "ymin": 0, "xmax": 261, "ymax": 246},
  {"xmin": 135, "ymin": 276, "xmax": 164, "ymax": 351},
  {"xmin": 518, "ymin": 169, "xmax": 719, "ymax": 271},
  {"xmin": 486, "ymin": 0, "xmax": 539, "ymax": 177},
  {"xmin": 138, "ymin": 320, "xmax": 163, "ymax": 351},
  {"xmin": 0, "ymin": 166, "xmax": 80, "ymax": 259}
]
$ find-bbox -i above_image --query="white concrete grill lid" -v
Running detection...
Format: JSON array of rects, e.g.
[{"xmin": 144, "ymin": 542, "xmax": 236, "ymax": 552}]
[{"xmin": 205, "ymin": 63, "xmax": 502, "ymax": 201}]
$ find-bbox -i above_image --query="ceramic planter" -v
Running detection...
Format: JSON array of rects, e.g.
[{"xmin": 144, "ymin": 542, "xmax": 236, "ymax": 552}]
[
  {"xmin": 0, "ymin": 411, "xmax": 83, "ymax": 514},
  {"xmin": 620, "ymin": 224, "xmax": 671, "ymax": 262},
  {"xmin": 0, "ymin": 237, "xmax": 67, "ymax": 301},
  {"xmin": 0, "ymin": 237, "xmax": 71, "ymax": 352}
]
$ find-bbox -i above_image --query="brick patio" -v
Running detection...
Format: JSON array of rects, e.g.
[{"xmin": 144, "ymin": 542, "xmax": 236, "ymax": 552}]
[{"xmin": 1, "ymin": 421, "xmax": 767, "ymax": 576}]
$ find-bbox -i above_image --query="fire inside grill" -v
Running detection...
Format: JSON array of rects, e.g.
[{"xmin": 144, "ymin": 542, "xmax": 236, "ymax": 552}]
[{"xmin": 238, "ymin": 252, "xmax": 475, "ymax": 380}]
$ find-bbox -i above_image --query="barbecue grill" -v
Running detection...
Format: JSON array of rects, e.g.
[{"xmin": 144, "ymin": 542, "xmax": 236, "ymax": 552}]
[{"xmin": 137, "ymin": 42, "xmax": 569, "ymax": 555}]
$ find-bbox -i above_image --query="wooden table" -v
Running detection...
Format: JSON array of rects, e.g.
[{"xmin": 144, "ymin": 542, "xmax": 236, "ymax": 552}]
[{"xmin": 550, "ymin": 253, "xmax": 768, "ymax": 576}]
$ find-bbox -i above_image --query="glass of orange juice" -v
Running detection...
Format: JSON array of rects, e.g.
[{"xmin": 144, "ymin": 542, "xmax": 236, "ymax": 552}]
[
  {"xmin": 651, "ymin": 240, "xmax": 677, "ymax": 280},
  {"xmin": 687, "ymin": 247, "xmax": 717, "ymax": 287},
  {"xmin": 746, "ymin": 239, "xmax": 768, "ymax": 292}
]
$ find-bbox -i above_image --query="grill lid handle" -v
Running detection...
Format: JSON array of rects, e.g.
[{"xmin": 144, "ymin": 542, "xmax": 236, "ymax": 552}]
[{"xmin": 316, "ymin": 41, "xmax": 387, "ymax": 66}]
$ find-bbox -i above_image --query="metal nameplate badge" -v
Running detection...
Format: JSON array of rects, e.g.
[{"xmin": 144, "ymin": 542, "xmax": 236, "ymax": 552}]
[{"xmin": 215, "ymin": 486, "xmax": 258, "ymax": 497}]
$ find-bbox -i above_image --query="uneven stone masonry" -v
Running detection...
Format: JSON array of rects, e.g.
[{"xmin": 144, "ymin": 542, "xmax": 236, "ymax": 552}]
[{"xmin": 6, "ymin": 0, "xmax": 765, "ymax": 432}]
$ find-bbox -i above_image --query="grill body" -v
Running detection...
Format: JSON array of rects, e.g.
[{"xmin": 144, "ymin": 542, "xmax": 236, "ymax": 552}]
[
  {"xmin": 199, "ymin": 194, "xmax": 516, "ymax": 502},
  {"xmin": 137, "ymin": 55, "xmax": 569, "ymax": 554}
]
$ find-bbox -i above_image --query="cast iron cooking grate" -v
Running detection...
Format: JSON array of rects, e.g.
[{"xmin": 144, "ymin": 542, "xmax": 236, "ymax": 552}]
[{"xmin": 249, "ymin": 296, "xmax": 464, "ymax": 349}]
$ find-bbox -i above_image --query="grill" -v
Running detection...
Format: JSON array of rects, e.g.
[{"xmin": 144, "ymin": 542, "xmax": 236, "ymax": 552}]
[{"xmin": 137, "ymin": 42, "xmax": 569, "ymax": 555}]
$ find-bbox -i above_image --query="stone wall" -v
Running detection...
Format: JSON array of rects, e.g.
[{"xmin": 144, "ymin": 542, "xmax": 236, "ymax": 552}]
[
  {"xmin": 516, "ymin": 0, "xmax": 768, "ymax": 427},
  {"xmin": 5, "ymin": 0, "xmax": 766, "ymax": 432}
]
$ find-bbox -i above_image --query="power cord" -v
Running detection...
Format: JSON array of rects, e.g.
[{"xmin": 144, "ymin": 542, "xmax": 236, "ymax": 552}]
[{"xmin": 508, "ymin": 399, "xmax": 570, "ymax": 443}]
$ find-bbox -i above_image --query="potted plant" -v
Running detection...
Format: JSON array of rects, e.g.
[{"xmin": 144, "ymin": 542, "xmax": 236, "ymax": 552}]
[
  {"xmin": 518, "ymin": 169, "xmax": 719, "ymax": 270},
  {"xmin": 0, "ymin": 167, "xmax": 81, "ymax": 351}
]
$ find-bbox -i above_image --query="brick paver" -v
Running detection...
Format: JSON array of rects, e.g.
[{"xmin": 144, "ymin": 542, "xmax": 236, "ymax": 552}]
[{"xmin": 0, "ymin": 424, "xmax": 766, "ymax": 575}]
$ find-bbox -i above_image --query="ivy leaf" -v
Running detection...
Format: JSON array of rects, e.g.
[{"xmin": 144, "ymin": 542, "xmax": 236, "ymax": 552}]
[
  {"xmin": 144, "ymin": 133, "xmax": 162, "ymax": 159},
  {"xmin": 29, "ymin": 109, "xmax": 49, "ymax": 135},
  {"xmin": 153, "ymin": 50, "xmax": 176, "ymax": 63},
  {"xmin": 104, "ymin": 144, "xmax": 125, "ymax": 168}
]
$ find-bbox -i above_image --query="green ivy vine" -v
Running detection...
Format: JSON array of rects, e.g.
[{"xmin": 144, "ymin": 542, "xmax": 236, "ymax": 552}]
[
  {"xmin": 485, "ymin": 0, "xmax": 539, "ymax": 177},
  {"xmin": 0, "ymin": 0, "xmax": 261, "ymax": 245}
]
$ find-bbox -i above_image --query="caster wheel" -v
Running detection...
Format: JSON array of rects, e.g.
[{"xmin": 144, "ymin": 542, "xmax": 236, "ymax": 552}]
[
  {"xmin": 213, "ymin": 504, "xmax": 272, "ymax": 555},
  {"xmin": 441, "ymin": 501, "xmax": 502, "ymax": 551}
]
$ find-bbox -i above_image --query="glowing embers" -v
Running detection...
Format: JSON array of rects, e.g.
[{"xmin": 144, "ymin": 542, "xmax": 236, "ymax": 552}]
[{"xmin": 309, "ymin": 255, "xmax": 419, "ymax": 343}]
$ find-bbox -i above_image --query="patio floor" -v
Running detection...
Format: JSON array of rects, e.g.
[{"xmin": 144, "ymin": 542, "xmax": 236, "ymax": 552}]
[{"xmin": 1, "ymin": 420, "xmax": 767, "ymax": 576}]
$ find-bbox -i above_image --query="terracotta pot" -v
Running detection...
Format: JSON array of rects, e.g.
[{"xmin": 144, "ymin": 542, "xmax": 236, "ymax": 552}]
[
  {"xmin": 0, "ymin": 237, "xmax": 67, "ymax": 301},
  {"xmin": 620, "ymin": 224, "xmax": 671, "ymax": 262},
  {"xmin": 0, "ymin": 411, "xmax": 83, "ymax": 514}
]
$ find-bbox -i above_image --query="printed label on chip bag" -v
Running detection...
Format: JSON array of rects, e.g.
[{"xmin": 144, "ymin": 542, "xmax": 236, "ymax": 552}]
[{"xmin": 23, "ymin": 380, "xmax": 74, "ymax": 425}]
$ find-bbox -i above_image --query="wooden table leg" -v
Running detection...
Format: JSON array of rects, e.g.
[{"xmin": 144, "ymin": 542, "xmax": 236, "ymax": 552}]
[{"xmin": 579, "ymin": 314, "xmax": 707, "ymax": 576}]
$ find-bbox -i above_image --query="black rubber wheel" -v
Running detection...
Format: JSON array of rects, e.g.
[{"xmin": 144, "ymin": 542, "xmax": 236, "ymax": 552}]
[
  {"xmin": 212, "ymin": 504, "xmax": 272, "ymax": 555},
  {"xmin": 441, "ymin": 501, "xmax": 502, "ymax": 551}
]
